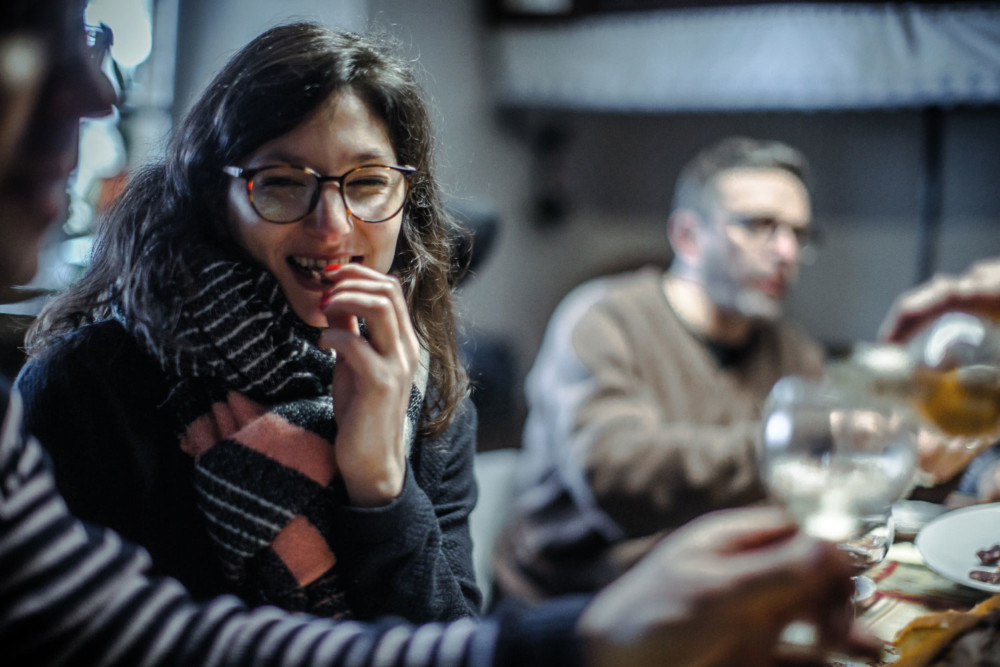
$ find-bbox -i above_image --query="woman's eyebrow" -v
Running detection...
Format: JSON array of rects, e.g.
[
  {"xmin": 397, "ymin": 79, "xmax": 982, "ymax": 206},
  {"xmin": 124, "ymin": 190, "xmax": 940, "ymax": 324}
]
[{"xmin": 247, "ymin": 149, "xmax": 397, "ymax": 169}]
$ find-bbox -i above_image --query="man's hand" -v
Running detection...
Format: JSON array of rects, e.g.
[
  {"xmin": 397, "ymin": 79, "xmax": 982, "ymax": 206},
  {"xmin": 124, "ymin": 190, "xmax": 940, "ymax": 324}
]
[{"xmin": 879, "ymin": 257, "xmax": 1000, "ymax": 345}]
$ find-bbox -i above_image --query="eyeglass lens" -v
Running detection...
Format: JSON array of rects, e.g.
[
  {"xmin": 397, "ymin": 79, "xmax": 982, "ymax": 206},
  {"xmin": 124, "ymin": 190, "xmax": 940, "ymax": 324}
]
[
  {"xmin": 249, "ymin": 165, "xmax": 409, "ymax": 223},
  {"xmin": 736, "ymin": 216, "xmax": 812, "ymax": 249},
  {"xmin": 85, "ymin": 23, "xmax": 112, "ymax": 66}
]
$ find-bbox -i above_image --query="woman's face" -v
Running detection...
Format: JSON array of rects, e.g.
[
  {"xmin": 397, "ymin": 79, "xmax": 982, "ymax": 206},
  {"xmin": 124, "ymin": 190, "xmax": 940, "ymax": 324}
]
[{"xmin": 226, "ymin": 90, "xmax": 404, "ymax": 327}]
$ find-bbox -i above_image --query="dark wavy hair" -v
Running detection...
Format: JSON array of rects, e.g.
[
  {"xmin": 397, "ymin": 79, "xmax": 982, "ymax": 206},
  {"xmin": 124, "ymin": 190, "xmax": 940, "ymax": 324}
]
[{"xmin": 27, "ymin": 23, "xmax": 468, "ymax": 437}]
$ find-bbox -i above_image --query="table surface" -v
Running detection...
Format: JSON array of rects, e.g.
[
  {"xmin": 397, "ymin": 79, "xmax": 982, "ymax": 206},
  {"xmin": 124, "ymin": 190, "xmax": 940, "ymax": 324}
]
[{"xmin": 828, "ymin": 540, "xmax": 992, "ymax": 666}]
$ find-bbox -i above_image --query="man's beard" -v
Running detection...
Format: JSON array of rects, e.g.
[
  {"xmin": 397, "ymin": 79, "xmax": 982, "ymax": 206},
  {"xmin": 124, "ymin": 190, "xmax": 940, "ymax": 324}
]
[
  {"xmin": 733, "ymin": 288, "xmax": 783, "ymax": 322},
  {"xmin": 703, "ymin": 273, "xmax": 784, "ymax": 322}
]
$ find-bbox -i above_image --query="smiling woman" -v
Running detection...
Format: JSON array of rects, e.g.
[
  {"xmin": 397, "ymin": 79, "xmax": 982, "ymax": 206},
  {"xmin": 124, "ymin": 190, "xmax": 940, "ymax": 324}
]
[
  {"xmin": 224, "ymin": 91, "xmax": 411, "ymax": 329},
  {"xmin": 16, "ymin": 22, "xmax": 479, "ymax": 623}
]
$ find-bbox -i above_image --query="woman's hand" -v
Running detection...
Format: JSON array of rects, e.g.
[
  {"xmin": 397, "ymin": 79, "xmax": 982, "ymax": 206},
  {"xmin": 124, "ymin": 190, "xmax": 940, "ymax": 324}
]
[
  {"xmin": 579, "ymin": 507, "xmax": 882, "ymax": 667},
  {"xmin": 318, "ymin": 263, "xmax": 420, "ymax": 507}
]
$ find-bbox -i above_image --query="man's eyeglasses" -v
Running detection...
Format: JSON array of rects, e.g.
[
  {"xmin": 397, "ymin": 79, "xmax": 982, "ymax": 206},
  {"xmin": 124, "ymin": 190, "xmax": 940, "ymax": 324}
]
[
  {"xmin": 726, "ymin": 215, "xmax": 820, "ymax": 264},
  {"xmin": 224, "ymin": 164, "xmax": 416, "ymax": 224}
]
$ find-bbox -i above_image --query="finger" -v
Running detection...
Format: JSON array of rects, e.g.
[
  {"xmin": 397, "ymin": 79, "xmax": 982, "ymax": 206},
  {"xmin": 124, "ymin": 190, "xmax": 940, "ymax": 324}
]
[
  {"xmin": 321, "ymin": 269, "xmax": 419, "ymax": 362},
  {"xmin": 880, "ymin": 263, "xmax": 1000, "ymax": 343},
  {"xmin": 319, "ymin": 326, "xmax": 382, "ymax": 376},
  {"xmin": 882, "ymin": 306, "xmax": 943, "ymax": 344},
  {"xmin": 718, "ymin": 515, "xmax": 799, "ymax": 554},
  {"xmin": 878, "ymin": 274, "xmax": 959, "ymax": 343},
  {"xmin": 320, "ymin": 288, "xmax": 359, "ymax": 334},
  {"xmin": 323, "ymin": 290, "xmax": 410, "ymax": 359},
  {"xmin": 320, "ymin": 326, "xmax": 415, "ymax": 414},
  {"xmin": 678, "ymin": 506, "xmax": 799, "ymax": 556},
  {"xmin": 665, "ymin": 531, "xmax": 841, "ymax": 628},
  {"xmin": 721, "ymin": 534, "xmax": 849, "ymax": 609}
]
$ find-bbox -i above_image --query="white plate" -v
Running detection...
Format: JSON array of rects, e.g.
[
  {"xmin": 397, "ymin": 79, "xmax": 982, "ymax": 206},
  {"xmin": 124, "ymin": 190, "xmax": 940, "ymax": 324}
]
[{"xmin": 915, "ymin": 503, "xmax": 1000, "ymax": 593}]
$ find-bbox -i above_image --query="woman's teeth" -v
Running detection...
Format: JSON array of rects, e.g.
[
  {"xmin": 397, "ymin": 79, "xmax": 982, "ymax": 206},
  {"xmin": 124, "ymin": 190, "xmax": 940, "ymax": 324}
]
[{"xmin": 289, "ymin": 256, "xmax": 358, "ymax": 283}]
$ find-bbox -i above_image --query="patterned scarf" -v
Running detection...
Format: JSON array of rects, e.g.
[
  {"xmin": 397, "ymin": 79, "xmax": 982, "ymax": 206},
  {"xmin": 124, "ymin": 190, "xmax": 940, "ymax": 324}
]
[{"xmin": 116, "ymin": 256, "xmax": 428, "ymax": 618}]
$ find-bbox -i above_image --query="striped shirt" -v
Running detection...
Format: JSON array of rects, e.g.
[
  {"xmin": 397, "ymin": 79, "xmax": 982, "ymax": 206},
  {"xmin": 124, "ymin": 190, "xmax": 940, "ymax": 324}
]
[{"xmin": 0, "ymin": 378, "xmax": 512, "ymax": 666}]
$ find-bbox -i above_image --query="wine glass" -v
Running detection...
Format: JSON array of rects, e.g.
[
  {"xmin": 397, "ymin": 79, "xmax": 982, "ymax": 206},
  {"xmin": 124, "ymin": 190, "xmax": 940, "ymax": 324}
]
[{"xmin": 758, "ymin": 375, "xmax": 919, "ymax": 602}]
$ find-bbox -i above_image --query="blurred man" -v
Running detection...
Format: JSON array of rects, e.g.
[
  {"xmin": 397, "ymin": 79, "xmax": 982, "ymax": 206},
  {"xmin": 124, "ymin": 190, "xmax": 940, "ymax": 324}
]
[{"xmin": 496, "ymin": 136, "xmax": 825, "ymax": 601}]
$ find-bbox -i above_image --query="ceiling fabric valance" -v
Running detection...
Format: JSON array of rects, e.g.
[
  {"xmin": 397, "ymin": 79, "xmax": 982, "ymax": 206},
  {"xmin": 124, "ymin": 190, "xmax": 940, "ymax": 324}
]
[{"xmin": 491, "ymin": 3, "xmax": 1000, "ymax": 111}]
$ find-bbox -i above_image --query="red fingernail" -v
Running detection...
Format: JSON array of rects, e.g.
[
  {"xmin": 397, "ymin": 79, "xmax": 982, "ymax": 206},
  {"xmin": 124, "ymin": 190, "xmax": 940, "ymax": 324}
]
[
  {"xmin": 324, "ymin": 263, "xmax": 341, "ymax": 272},
  {"xmin": 320, "ymin": 289, "xmax": 333, "ymax": 309}
]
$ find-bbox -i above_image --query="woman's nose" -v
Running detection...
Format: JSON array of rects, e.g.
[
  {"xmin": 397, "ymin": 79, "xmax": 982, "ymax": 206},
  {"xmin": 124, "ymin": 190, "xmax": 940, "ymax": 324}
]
[{"xmin": 307, "ymin": 184, "xmax": 354, "ymax": 236}]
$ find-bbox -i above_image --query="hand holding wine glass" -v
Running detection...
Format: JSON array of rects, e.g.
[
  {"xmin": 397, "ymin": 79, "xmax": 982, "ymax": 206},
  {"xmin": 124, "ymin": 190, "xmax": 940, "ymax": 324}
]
[{"xmin": 758, "ymin": 375, "xmax": 919, "ymax": 602}]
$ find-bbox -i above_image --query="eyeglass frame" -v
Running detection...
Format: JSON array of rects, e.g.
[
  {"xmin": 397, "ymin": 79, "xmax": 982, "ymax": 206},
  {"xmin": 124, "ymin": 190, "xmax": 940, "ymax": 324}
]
[
  {"xmin": 85, "ymin": 23, "xmax": 113, "ymax": 66},
  {"xmin": 720, "ymin": 213, "xmax": 821, "ymax": 265},
  {"xmin": 223, "ymin": 163, "xmax": 417, "ymax": 224},
  {"xmin": 83, "ymin": 22, "xmax": 125, "ymax": 102}
]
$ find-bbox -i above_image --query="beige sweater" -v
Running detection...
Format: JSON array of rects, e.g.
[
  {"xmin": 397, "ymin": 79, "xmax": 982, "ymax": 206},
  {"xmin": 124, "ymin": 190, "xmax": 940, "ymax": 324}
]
[{"xmin": 496, "ymin": 267, "xmax": 825, "ymax": 600}]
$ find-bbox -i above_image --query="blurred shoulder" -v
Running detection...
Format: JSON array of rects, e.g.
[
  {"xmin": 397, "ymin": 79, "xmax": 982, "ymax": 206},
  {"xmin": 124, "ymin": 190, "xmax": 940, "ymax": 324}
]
[
  {"xmin": 26, "ymin": 318, "xmax": 136, "ymax": 364},
  {"xmin": 554, "ymin": 266, "xmax": 664, "ymax": 328},
  {"xmin": 17, "ymin": 318, "xmax": 152, "ymax": 393}
]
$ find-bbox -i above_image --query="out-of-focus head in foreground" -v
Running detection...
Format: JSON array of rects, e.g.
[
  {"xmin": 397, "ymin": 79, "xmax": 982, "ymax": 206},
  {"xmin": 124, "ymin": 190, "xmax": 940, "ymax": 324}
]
[{"xmin": 1, "ymin": 0, "xmax": 114, "ymax": 287}]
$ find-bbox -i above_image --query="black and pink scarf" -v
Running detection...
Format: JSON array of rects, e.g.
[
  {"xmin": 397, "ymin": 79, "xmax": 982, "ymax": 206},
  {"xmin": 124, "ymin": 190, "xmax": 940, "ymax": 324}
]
[{"xmin": 117, "ymin": 256, "xmax": 428, "ymax": 617}]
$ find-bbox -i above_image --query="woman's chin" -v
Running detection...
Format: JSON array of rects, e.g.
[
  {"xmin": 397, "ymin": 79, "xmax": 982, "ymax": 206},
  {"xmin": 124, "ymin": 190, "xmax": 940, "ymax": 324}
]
[
  {"xmin": 288, "ymin": 299, "xmax": 329, "ymax": 328},
  {"xmin": 276, "ymin": 270, "xmax": 328, "ymax": 327}
]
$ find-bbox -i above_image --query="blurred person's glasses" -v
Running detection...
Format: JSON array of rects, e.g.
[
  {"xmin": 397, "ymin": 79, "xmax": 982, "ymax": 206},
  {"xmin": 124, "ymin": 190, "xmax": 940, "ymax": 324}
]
[
  {"xmin": 725, "ymin": 215, "xmax": 820, "ymax": 265},
  {"xmin": 224, "ymin": 163, "xmax": 416, "ymax": 224},
  {"xmin": 85, "ymin": 23, "xmax": 113, "ymax": 67},
  {"xmin": 83, "ymin": 22, "xmax": 123, "ymax": 100}
]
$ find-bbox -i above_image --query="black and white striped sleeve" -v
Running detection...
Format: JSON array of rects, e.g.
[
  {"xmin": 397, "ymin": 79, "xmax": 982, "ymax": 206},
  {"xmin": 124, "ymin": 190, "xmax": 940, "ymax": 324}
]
[{"xmin": 0, "ymin": 384, "xmax": 519, "ymax": 667}]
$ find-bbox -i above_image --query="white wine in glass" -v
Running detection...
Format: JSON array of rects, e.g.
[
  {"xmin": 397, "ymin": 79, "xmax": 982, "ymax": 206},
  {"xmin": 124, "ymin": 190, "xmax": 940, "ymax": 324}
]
[{"xmin": 758, "ymin": 376, "xmax": 919, "ymax": 601}]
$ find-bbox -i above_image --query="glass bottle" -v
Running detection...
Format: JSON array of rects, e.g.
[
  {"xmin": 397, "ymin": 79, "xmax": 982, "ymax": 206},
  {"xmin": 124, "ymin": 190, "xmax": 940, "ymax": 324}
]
[{"xmin": 827, "ymin": 311, "xmax": 1000, "ymax": 439}]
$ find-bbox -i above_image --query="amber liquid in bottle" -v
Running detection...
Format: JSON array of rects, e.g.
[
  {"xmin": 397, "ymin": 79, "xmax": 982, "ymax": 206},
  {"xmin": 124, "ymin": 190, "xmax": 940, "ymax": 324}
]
[
  {"xmin": 842, "ymin": 310, "xmax": 1000, "ymax": 438},
  {"xmin": 912, "ymin": 365, "xmax": 1000, "ymax": 437}
]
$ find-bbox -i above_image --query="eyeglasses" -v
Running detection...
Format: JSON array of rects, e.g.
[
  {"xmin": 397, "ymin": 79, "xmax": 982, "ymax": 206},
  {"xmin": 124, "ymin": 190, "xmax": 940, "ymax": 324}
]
[
  {"xmin": 83, "ymin": 22, "xmax": 124, "ymax": 100},
  {"xmin": 725, "ymin": 215, "xmax": 819, "ymax": 264},
  {"xmin": 224, "ymin": 164, "xmax": 416, "ymax": 224},
  {"xmin": 85, "ymin": 23, "xmax": 113, "ymax": 67}
]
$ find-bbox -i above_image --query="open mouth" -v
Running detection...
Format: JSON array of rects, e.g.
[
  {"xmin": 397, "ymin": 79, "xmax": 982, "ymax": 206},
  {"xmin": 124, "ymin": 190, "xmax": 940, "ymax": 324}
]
[
  {"xmin": 754, "ymin": 276, "xmax": 786, "ymax": 296},
  {"xmin": 288, "ymin": 255, "xmax": 363, "ymax": 286}
]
